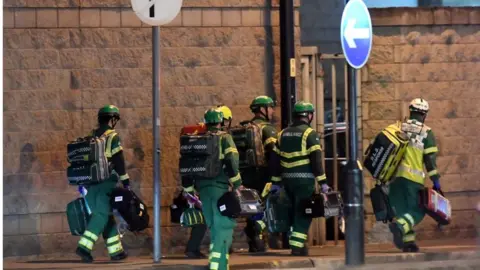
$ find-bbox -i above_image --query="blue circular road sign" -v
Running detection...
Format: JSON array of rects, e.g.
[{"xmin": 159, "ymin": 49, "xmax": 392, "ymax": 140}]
[{"xmin": 340, "ymin": 0, "xmax": 373, "ymax": 69}]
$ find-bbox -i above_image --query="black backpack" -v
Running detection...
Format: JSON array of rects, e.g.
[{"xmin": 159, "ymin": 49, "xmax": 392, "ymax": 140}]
[
  {"xmin": 110, "ymin": 188, "xmax": 149, "ymax": 232},
  {"xmin": 179, "ymin": 132, "xmax": 223, "ymax": 178}
]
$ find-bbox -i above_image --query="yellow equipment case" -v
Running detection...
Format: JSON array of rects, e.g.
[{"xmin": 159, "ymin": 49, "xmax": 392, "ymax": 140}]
[{"xmin": 363, "ymin": 122, "xmax": 409, "ymax": 183}]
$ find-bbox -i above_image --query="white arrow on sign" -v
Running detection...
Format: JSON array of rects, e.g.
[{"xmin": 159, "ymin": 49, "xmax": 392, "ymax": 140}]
[{"xmin": 344, "ymin": 18, "xmax": 370, "ymax": 49}]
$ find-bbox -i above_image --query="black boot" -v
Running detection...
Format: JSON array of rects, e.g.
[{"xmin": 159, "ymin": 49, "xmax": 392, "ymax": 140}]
[
  {"xmin": 291, "ymin": 246, "xmax": 308, "ymax": 256},
  {"xmin": 403, "ymin": 242, "xmax": 419, "ymax": 253},
  {"xmin": 111, "ymin": 251, "xmax": 128, "ymax": 261},
  {"xmin": 75, "ymin": 247, "xmax": 93, "ymax": 263},
  {"xmin": 389, "ymin": 222, "xmax": 405, "ymax": 250}
]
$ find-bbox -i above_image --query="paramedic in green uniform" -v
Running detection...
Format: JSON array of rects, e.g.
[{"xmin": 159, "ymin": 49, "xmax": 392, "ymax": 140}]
[
  {"xmin": 389, "ymin": 98, "xmax": 441, "ymax": 252},
  {"xmin": 182, "ymin": 108, "xmax": 242, "ymax": 270},
  {"xmin": 76, "ymin": 105, "xmax": 129, "ymax": 262},
  {"xmin": 270, "ymin": 101, "xmax": 330, "ymax": 256}
]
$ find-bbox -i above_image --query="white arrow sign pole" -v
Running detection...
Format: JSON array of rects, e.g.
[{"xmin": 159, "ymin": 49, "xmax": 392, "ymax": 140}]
[{"xmin": 344, "ymin": 18, "xmax": 370, "ymax": 48}]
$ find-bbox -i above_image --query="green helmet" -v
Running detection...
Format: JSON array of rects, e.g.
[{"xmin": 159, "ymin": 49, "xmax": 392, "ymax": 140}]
[
  {"xmin": 98, "ymin": 105, "xmax": 120, "ymax": 119},
  {"xmin": 293, "ymin": 101, "xmax": 315, "ymax": 116},
  {"xmin": 204, "ymin": 108, "xmax": 223, "ymax": 124},
  {"xmin": 250, "ymin": 96, "xmax": 276, "ymax": 112}
]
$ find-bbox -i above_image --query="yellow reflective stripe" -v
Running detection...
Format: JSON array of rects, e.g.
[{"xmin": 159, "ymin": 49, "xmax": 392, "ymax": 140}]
[
  {"xmin": 111, "ymin": 146, "xmax": 123, "ymax": 155},
  {"xmin": 226, "ymin": 254, "xmax": 230, "ymax": 260},
  {"xmin": 107, "ymin": 242, "xmax": 123, "ymax": 255},
  {"xmin": 210, "ymin": 262, "xmax": 219, "ymax": 270},
  {"xmin": 257, "ymin": 220, "xmax": 266, "ymax": 230},
  {"xmin": 211, "ymin": 252, "xmax": 221, "ymax": 258},
  {"xmin": 79, "ymin": 237, "xmax": 94, "ymax": 250},
  {"xmin": 271, "ymin": 176, "xmax": 282, "ymax": 182},
  {"xmin": 188, "ymin": 213, "xmax": 192, "ymax": 225},
  {"xmin": 291, "ymin": 231, "xmax": 308, "ymax": 240},
  {"xmin": 224, "ymin": 147, "xmax": 238, "ymax": 155},
  {"xmin": 84, "ymin": 230, "xmax": 98, "ymax": 241},
  {"xmin": 307, "ymin": 144, "xmax": 321, "ymax": 154},
  {"xmin": 279, "ymin": 128, "xmax": 314, "ymax": 158},
  {"xmin": 105, "ymin": 133, "xmax": 117, "ymax": 158},
  {"xmin": 403, "ymin": 213, "xmax": 415, "ymax": 226},
  {"xmin": 280, "ymin": 159, "xmax": 310, "ymax": 168},
  {"xmin": 302, "ymin": 128, "xmax": 313, "ymax": 152},
  {"xmin": 289, "ymin": 240, "xmax": 304, "ymax": 248},
  {"xmin": 229, "ymin": 173, "xmax": 241, "ymax": 183},
  {"xmin": 210, "ymin": 244, "xmax": 214, "ymax": 251},
  {"xmin": 264, "ymin": 137, "xmax": 277, "ymax": 146},
  {"xmin": 277, "ymin": 130, "xmax": 285, "ymax": 146},
  {"xmin": 184, "ymin": 186, "xmax": 195, "ymax": 192},
  {"xmin": 428, "ymin": 169, "xmax": 438, "ymax": 177},
  {"xmin": 424, "ymin": 146, "xmax": 438, "ymax": 154},
  {"xmin": 396, "ymin": 218, "xmax": 411, "ymax": 234},
  {"xmin": 119, "ymin": 174, "xmax": 129, "ymax": 181},
  {"xmin": 193, "ymin": 212, "xmax": 198, "ymax": 224},
  {"xmin": 403, "ymin": 234, "xmax": 416, "ymax": 243},
  {"xmin": 200, "ymin": 212, "xmax": 204, "ymax": 224},
  {"xmin": 273, "ymin": 145, "xmax": 281, "ymax": 154},
  {"xmin": 106, "ymin": 235, "xmax": 120, "ymax": 244},
  {"xmin": 315, "ymin": 174, "xmax": 327, "ymax": 182}
]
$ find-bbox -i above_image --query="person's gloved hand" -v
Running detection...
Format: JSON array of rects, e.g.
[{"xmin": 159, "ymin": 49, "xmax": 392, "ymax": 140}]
[
  {"xmin": 270, "ymin": 184, "xmax": 282, "ymax": 194},
  {"xmin": 123, "ymin": 183, "xmax": 131, "ymax": 190},
  {"xmin": 78, "ymin": 186, "xmax": 87, "ymax": 196},
  {"xmin": 432, "ymin": 179, "xmax": 441, "ymax": 191},
  {"xmin": 321, "ymin": 183, "xmax": 331, "ymax": 194}
]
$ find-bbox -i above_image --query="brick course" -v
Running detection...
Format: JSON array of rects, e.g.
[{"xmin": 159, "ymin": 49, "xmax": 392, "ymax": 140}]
[{"xmin": 3, "ymin": 2, "xmax": 299, "ymax": 257}]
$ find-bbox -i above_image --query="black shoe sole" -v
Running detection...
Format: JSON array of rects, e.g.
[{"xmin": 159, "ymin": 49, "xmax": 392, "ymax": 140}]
[
  {"xmin": 389, "ymin": 223, "xmax": 405, "ymax": 250},
  {"xmin": 75, "ymin": 249, "xmax": 93, "ymax": 263}
]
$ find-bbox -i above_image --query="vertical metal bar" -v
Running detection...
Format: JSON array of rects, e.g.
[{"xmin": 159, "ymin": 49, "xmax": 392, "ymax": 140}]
[
  {"xmin": 344, "ymin": 62, "xmax": 349, "ymax": 161},
  {"xmin": 280, "ymin": 0, "xmax": 295, "ymax": 129},
  {"xmin": 316, "ymin": 56, "xmax": 326, "ymax": 246},
  {"xmin": 345, "ymin": 63, "xmax": 364, "ymax": 265},
  {"xmin": 152, "ymin": 26, "xmax": 162, "ymax": 263},
  {"xmin": 302, "ymin": 58, "xmax": 310, "ymax": 102},
  {"xmin": 331, "ymin": 63, "xmax": 339, "ymax": 246},
  {"xmin": 311, "ymin": 55, "xmax": 317, "ymax": 128}
]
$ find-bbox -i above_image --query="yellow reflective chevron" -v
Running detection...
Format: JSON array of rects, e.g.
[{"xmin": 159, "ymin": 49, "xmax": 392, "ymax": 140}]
[
  {"xmin": 280, "ymin": 159, "xmax": 310, "ymax": 168},
  {"xmin": 279, "ymin": 128, "xmax": 314, "ymax": 158}
]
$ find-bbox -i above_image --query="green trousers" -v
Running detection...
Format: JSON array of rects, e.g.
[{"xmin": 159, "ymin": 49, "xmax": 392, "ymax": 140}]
[
  {"xmin": 284, "ymin": 180, "xmax": 315, "ymax": 251},
  {"xmin": 77, "ymin": 179, "xmax": 124, "ymax": 256},
  {"xmin": 186, "ymin": 224, "xmax": 207, "ymax": 253},
  {"xmin": 199, "ymin": 186, "xmax": 236, "ymax": 270},
  {"xmin": 388, "ymin": 177, "xmax": 426, "ymax": 243}
]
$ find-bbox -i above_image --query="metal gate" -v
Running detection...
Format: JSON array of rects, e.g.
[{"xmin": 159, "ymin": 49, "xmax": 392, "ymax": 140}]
[{"xmin": 299, "ymin": 46, "xmax": 363, "ymax": 246}]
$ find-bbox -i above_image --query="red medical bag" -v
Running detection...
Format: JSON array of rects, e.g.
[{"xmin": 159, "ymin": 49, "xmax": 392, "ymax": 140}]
[{"xmin": 419, "ymin": 188, "xmax": 451, "ymax": 226}]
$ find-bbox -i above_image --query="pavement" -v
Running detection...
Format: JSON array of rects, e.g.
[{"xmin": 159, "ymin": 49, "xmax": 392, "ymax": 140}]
[{"xmin": 4, "ymin": 239, "xmax": 480, "ymax": 270}]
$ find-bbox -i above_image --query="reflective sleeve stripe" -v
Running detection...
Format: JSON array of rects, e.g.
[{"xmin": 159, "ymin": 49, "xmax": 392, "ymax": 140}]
[
  {"xmin": 315, "ymin": 174, "xmax": 327, "ymax": 182},
  {"xmin": 424, "ymin": 146, "xmax": 438, "ymax": 154},
  {"xmin": 184, "ymin": 186, "xmax": 195, "ymax": 192},
  {"xmin": 307, "ymin": 145, "xmax": 321, "ymax": 154},
  {"xmin": 428, "ymin": 169, "xmax": 438, "ymax": 177},
  {"xmin": 271, "ymin": 176, "xmax": 282, "ymax": 182},
  {"xmin": 229, "ymin": 173, "xmax": 241, "ymax": 183},
  {"xmin": 264, "ymin": 137, "xmax": 277, "ymax": 146},
  {"xmin": 119, "ymin": 174, "xmax": 129, "ymax": 181},
  {"xmin": 111, "ymin": 146, "xmax": 123, "ymax": 155},
  {"xmin": 224, "ymin": 147, "xmax": 238, "ymax": 155}
]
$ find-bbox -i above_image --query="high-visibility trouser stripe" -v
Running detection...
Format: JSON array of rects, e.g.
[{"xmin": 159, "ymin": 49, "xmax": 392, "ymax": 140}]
[
  {"xmin": 84, "ymin": 230, "xmax": 99, "ymax": 241},
  {"xmin": 428, "ymin": 169, "xmax": 438, "ymax": 177},
  {"xmin": 78, "ymin": 237, "xmax": 95, "ymax": 250},
  {"xmin": 229, "ymin": 173, "xmax": 241, "ymax": 183},
  {"xmin": 289, "ymin": 240, "xmax": 304, "ymax": 248},
  {"xmin": 315, "ymin": 174, "xmax": 327, "ymax": 182},
  {"xmin": 280, "ymin": 159, "xmax": 310, "ymax": 168},
  {"xmin": 106, "ymin": 235, "xmax": 120, "ymax": 244},
  {"xmin": 291, "ymin": 231, "xmax": 308, "ymax": 240},
  {"xmin": 271, "ymin": 176, "xmax": 282, "ymax": 182},
  {"xmin": 403, "ymin": 213, "xmax": 415, "ymax": 227},
  {"xmin": 107, "ymin": 242, "xmax": 124, "ymax": 255},
  {"xmin": 210, "ymin": 244, "xmax": 214, "ymax": 251},
  {"xmin": 396, "ymin": 217, "xmax": 412, "ymax": 234},
  {"xmin": 119, "ymin": 173, "xmax": 129, "ymax": 181},
  {"xmin": 210, "ymin": 262, "xmax": 219, "ymax": 270},
  {"xmin": 211, "ymin": 252, "xmax": 221, "ymax": 259},
  {"xmin": 424, "ymin": 146, "xmax": 438, "ymax": 154},
  {"xmin": 403, "ymin": 233, "xmax": 416, "ymax": 243}
]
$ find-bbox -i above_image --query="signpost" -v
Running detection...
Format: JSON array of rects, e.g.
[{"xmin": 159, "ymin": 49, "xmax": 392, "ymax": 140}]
[
  {"xmin": 340, "ymin": 0, "xmax": 372, "ymax": 266},
  {"xmin": 131, "ymin": 0, "xmax": 183, "ymax": 263}
]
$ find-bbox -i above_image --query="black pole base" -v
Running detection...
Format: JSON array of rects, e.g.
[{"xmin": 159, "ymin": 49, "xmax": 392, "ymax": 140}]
[{"xmin": 344, "ymin": 160, "xmax": 365, "ymax": 266}]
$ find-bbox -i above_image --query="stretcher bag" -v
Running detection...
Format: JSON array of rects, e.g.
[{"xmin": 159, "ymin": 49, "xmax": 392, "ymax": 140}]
[
  {"xmin": 265, "ymin": 188, "xmax": 292, "ymax": 233},
  {"xmin": 363, "ymin": 122, "xmax": 409, "ymax": 183},
  {"xmin": 419, "ymin": 188, "xmax": 451, "ymax": 226},
  {"xmin": 66, "ymin": 197, "xmax": 91, "ymax": 236},
  {"xmin": 237, "ymin": 188, "xmax": 264, "ymax": 217},
  {"xmin": 170, "ymin": 192, "xmax": 188, "ymax": 224},
  {"xmin": 301, "ymin": 193, "xmax": 325, "ymax": 218},
  {"xmin": 179, "ymin": 133, "xmax": 222, "ymax": 178},
  {"xmin": 110, "ymin": 188, "xmax": 149, "ymax": 232},
  {"xmin": 229, "ymin": 121, "xmax": 266, "ymax": 169},
  {"xmin": 370, "ymin": 184, "xmax": 395, "ymax": 223}
]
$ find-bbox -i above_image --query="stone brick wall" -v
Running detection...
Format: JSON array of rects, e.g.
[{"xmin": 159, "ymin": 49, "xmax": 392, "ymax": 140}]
[
  {"xmin": 3, "ymin": 0, "xmax": 301, "ymax": 257},
  {"xmin": 362, "ymin": 7, "xmax": 480, "ymax": 241}
]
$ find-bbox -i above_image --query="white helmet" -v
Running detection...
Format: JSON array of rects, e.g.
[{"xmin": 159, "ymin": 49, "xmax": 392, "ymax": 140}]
[{"xmin": 409, "ymin": 98, "xmax": 429, "ymax": 114}]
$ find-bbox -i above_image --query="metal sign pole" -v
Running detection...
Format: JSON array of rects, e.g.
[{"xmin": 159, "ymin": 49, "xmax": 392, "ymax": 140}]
[{"xmin": 152, "ymin": 25, "xmax": 162, "ymax": 263}]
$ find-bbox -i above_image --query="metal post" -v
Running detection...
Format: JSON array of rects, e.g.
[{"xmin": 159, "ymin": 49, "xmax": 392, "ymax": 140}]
[
  {"xmin": 345, "ymin": 64, "xmax": 364, "ymax": 265},
  {"xmin": 152, "ymin": 25, "xmax": 162, "ymax": 263},
  {"xmin": 280, "ymin": 0, "xmax": 296, "ymax": 129}
]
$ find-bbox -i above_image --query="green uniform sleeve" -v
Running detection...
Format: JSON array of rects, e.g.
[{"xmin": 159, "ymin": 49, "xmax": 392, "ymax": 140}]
[
  {"xmin": 306, "ymin": 130, "xmax": 327, "ymax": 184},
  {"xmin": 109, "ymin": 133, "xmax": 129, "ymax": 185},
  {"xmin": 423, "ymin": 129, "xmax": 440, "ymax": 180},
  {"xmin": 222, "ymin": 134, "xmax": 242, "ymax": 188},
  {"xmin": 270, "ymin": 130, "xmax": 283, "ymax": 183}
]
